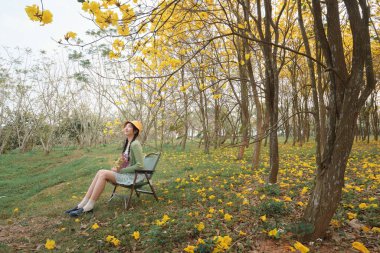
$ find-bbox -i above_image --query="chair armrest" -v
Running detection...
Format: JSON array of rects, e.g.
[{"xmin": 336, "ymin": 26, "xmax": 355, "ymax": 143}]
[{"xmin": 135, "ymin": 169, "xmax": 154, "ymax": 174}]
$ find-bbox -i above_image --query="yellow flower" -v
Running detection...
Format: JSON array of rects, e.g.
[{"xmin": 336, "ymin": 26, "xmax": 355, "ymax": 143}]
[
  {"xmin": 260, "ymin": 215, "xmax": 267, "ymax": 222},
  {"xmin": 112, "ymin": 39, "xmax": 125, "ymax": 52},
  {"xmin": 209, "ymin": 207, "xmax": 215, "ymax": 214},
  {"xmin": 111, "ymin": 237, "xmax": 120, "ymax": 247},
  {"xmin": 372, "ymin": 227, "xmax": 380, "ymax": 233},
  {"xmin": 106, "ymin": 235, "xmax": 120, "ymax": 247},
  {"xmin": 132, "ymin": 231, "xmax": 140, "ymax": 240},
  {"xmin": 75, "ymin": 218, "xmax": 80, "ymax": 223},
  {"xmin": 358, "ymin": 203, "xmax": 368, "ymax": 209},
  {"xmin": 352, "ymin": 241, "xmax": 369, "ymax": 253},
  {"xmin": 41, "ymin": 10, "xmax": 53, "ymax": 25},
  {"xmin": 195, "ymin": 222, "xmax": 205, "ymax": 232},
  {"xmin": 184, "ymin": 245, "xmax": 196, "ymax": 253},
  {"xmin": 162, "ymin": 214, "xmax": 170, "ymax": 222},
  {"xmin": 286, "ymin": 246, "xmax": 296, "ymax": 252},
  {"xmin": 239, "ymin": 230, "xmax": 247, "ymax": 236},
  {"xmin": 330, "ymin": 219, "xmax": 340, "ymax": 228},
  {"xmin": 25, "ymin": 5, "xmax": 40, "ymax": 21},
  {"xmin": 213, "ymin": 235, "xmax": 232, "ymax": 251},
  {"xmin": 106, "ymin": 235, "xmax": 115, "ymax": 242},
  {"xmin": 13, "ymin": 208, "xmax": 19, "ymax": 214},
  {"xmin": 45, "ymin": 239, "xmax": 56, "ymax": 250},
  {"xmin": 224, "ymin": 213, "xmax": 233, "ymax": 221},
  {"xmin": 91, "ymin": 223, "xmax": 100, "ymax": 230},
  {"xmin": 65, "ymin": 31, "xmax": 77, "ymax": 40},
  {"xmin": 361, "ymin": 226, "xmax": 370, "ymax": 233},
  {"xmin": 209, "ymin": 195, "xmax": 216, "ymax": 200},
  {"xmin": 117, "ymin": 24, "xmax": 130, "ymax": 36},
  {"xmin": 293, "ymin": 241, "xmax": 309, "ymax": 253},
  {"xmin": 197, "ymin": 238, "xmax": 205, "ymax": 244},
  {"xmin": 347, "ymin": 212, "xmax": 357, "ymax": 220},
  {"xmin": 242, "ymin": 199, "xmax": 249, "ymax": 205},
  {"xmin": 226, "ymin": 201, "xmax": 233, "ymax": 206},
  {"xmin": 301, "ymin": 187, "xmax": 309, "ymax": 195},
  {"xmin": 297, "ymin": 201, "xmax": 304, "ymax": 207},
  {"xmin": 268, "ymin": 228, "xmax": 278, "ymax": 238},
  {"xmin": 283, "ymin": 196, "xmax": 292, "ymax": 202},
  {"xmin": 260, "ymin": 194, "xmax": 266, "ymax": 200}
]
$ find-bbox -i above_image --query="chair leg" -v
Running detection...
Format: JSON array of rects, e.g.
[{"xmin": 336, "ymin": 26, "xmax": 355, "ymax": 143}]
[
  {"xmin": 147, "ymin": 180, "xmax": 159, "ymax": 201},
  {"xmin": 108, "ymin": 185, "xmax": 118, "ymax": 202},
  {"xmin": 126, "ymin": 187, "xmax": 135, "ymax": 210}
]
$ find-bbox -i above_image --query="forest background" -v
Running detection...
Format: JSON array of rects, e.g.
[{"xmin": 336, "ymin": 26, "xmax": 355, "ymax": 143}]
[{"xmin": 0, "ymin": 0, "xmax": 379, "ymax": 252}]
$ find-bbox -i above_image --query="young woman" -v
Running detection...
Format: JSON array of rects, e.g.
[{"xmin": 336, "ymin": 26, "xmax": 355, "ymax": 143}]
[{"xmin": 65, "ymin": 120, "xmax": 145, "ymax": 217}]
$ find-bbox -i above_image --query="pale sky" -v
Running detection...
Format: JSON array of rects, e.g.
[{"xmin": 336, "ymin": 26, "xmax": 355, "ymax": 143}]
[{"xmin": 1, "ymin": 1, "xmax": 94, "ymax": 52}]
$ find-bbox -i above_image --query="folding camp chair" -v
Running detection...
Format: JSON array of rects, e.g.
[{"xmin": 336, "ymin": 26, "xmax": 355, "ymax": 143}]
[{"xmin": 109, "ymin": 152, "xmax": 160, "ymax": 209}]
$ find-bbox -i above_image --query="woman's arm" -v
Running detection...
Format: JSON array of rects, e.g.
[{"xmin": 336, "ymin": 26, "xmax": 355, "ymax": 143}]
[{"xmin": 119, "ymin": 141, "xmax": 144, "ymax": 173}]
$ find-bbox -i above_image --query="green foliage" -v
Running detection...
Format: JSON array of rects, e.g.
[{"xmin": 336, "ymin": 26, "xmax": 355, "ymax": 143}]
[
  {"xmin": 260, "ymin": 183, "xmax": 281, "ymax": 196},
  {"xmin": 286, "ymin": 222, "xmax": 314, "ymax": 236},
  {"xmin": 257, "ymin": 199, "xmax": 288, "ymax": 217}
]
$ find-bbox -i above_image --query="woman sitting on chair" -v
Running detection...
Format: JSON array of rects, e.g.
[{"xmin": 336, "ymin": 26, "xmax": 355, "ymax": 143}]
[{"xmin": 65, "ymin": 120, "xmax": 145, "ymax": 217}]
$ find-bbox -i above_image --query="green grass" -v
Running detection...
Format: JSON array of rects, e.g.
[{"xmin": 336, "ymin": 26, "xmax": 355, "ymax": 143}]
[{"xmin": 0, "ymin": 140, "xmax": 379, "ymax": 252}]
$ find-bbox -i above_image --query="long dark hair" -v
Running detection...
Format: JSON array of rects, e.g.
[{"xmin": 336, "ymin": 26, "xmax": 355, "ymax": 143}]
[{"xmin": 122, "ymin": 124, "xmax": 140, "ymax": 161}]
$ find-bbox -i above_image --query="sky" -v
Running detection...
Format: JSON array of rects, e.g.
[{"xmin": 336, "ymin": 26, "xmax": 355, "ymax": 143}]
[{"xmin": 0, "ymin": 1, "xmax": 94, "ymax": 52}]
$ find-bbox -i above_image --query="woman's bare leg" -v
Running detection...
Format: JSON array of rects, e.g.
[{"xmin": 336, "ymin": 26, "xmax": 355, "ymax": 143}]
[
  {"xmin": 89, "ymin": 170, "xmax": 117, "ymax": 201},
  {"xmin": 83, "ymin": 171, "xmax": 101, "ymax": 199},
  {"xmin": 81, "ymin": 170, "xmax": 116, "ymax": 211}
]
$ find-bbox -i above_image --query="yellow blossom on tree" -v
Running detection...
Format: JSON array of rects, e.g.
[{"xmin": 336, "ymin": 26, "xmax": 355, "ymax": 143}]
[
  {"xmin": 41, "ymin": 10, "xmax": 53, "ymax": 25},
  {"xmin": 352, "ymin": 241, "xmax": 370, "ymax": 253},
  {"xmin": 117, "ymin": 25, "xmax": 130, "ymax": 36},
  {"xmin": 109, "ymin": 51, "xmax": 121, "ymax": 59},
  {"xmin": 25, "ymin": 5, "xmax": 40, "ymax": 21},
  {"xmin": 25, "ymin": 5, "xmax": 53, "ymax": 25},
  {"xmin": 112, "ymin": 39, "xmax": 125, "ymax": 52},
  {"xmin": 293, "ymin": 241, "xmax": 309, "ymax": 253},
  {"xmin": 65, "ymin": 31, "xmax": 77, "ymax": 40},
  {"xmin": 45, "ymin": 239, "xmax": 56, "ymax": 250}
]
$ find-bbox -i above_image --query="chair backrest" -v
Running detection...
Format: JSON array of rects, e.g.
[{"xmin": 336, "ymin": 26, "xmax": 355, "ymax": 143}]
[{"xmin": 144, "ymin": 152, "xmax": 161, "ymax": 172}]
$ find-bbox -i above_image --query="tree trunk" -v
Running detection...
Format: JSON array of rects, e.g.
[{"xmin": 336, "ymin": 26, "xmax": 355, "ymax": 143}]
[{"xmin": 303, "ymin": 0, "xmax": 376, "ymax": 240}]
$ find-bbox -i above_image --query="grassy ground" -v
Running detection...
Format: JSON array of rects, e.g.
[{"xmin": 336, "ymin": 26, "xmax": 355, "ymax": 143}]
[{"xmin": 0, "ymin": 140, "xmax": 379, "ymax": 252}]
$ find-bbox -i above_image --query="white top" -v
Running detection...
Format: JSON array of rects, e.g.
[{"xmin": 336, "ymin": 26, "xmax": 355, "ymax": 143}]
[{"xmin": 124, "ymin": 142, "xmax": 131, "ymax": 157}]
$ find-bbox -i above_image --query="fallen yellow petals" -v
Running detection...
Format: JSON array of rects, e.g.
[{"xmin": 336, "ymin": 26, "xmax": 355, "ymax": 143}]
[
  {"xmin": 45, "ymin": 239, "xmax": 56, "ymax": 250},
  {"xmin": 352, "ymin": 241, "xmax": 370, "ymax": 253},
  {"xmin": 132, "ymin": 231, "xmax": 140, "ymax": 240},
  {"xmin": 293, "ymin": 241, "xmax": 309, "ymax": 253},
  {"xmin": 195, "ymin": 222, "xmax": 205, "ymax": 232}
]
